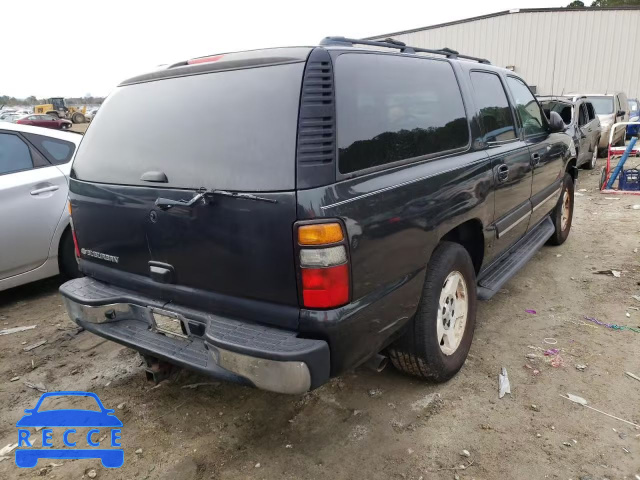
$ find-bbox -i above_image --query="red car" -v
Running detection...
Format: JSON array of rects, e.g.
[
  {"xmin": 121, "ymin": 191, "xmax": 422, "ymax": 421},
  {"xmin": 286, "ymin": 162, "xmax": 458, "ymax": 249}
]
[{"xmin": 17, "ymin": 114, "xmax": 72, "ymax": 130}]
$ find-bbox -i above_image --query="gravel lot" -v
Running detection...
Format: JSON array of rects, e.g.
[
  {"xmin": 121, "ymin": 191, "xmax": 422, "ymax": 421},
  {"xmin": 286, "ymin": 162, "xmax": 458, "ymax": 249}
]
[{"xmin": 1, "ymin": 166, "xmax": 639, "ymax": 480}]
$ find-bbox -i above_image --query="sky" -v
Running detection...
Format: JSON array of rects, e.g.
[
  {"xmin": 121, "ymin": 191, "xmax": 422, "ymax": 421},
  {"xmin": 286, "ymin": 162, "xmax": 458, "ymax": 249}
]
[{"xmin": 3, "ymin": 0, "xmax": 563, "ymax": 99}]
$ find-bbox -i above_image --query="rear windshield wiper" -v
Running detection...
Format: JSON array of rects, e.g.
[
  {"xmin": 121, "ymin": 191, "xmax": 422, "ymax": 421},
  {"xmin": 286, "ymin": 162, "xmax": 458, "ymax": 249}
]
[{"xmin": 155, "ymin": 188, "xmax": 277, "ymax": 210}]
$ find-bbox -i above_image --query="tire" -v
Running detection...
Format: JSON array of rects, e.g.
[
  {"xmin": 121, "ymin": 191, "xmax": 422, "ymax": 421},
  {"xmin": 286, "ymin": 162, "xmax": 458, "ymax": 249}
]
[
  {"xmin": 47, "ymin": 111, "xmax": 59, "ymax": 119},
  {"xmin": 388, "ymin": 241, "xmax": 477, "ymax": 382},
  {"xmin": 599, "ymin": 166, "xmax": 607, "ymax": 190},
  {"xmin": 548, "ymin": 173, "xmax": 574, "ymax": 246},
  {"xmin": 59, "ymin": 229, "xmax": 82, "ymax": 278},
  {"xmin": 584, "ymin": 145, "xmax": 598, "ymax": 170},
  {"xmin": 72, "ymin": 112, "xmax": 86, "ymax": 123}
]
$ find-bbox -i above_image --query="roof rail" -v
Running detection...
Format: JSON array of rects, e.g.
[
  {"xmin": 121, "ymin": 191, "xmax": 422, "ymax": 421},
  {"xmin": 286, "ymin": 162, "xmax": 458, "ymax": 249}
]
[{"xmin": 319, "ymin": 36, "xmax": 491, "ymax": 64}]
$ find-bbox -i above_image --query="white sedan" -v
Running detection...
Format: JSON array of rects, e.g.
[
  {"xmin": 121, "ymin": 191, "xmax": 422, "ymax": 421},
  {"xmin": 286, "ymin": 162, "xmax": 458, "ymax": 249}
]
[{"xmin": 0, "ymin": 123, "xmax": 83, "ymax": 291}]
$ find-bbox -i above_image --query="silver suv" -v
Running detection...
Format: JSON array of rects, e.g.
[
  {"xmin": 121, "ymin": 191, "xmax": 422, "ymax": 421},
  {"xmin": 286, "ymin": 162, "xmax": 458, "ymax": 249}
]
[{"xmin": 568, "ymin": 92, "xmax": 628, "ymax": 154}]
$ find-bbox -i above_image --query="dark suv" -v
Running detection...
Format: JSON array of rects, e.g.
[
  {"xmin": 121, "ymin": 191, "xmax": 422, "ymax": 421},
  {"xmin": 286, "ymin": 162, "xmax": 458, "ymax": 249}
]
[{"xmin": 60, "ymin": 37, "xmax": 576, "ymax": 394}]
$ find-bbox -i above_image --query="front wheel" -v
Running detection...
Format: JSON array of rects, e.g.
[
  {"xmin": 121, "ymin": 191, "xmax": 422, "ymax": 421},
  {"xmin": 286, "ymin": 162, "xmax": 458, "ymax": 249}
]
[
  {"xmin": 585, "ymin": 145, "xmax": 598, "ymax": 170},
  {"xmin": 388, "ymin": 242, "xmax": 477, "ymax": 382},
  {"xmin": 71, "ymin": 112, "xmax": 86, "ymax": 123},
  {"xmin": 548, "ymin": 173, "xmax": 574, "ymax": 246}
]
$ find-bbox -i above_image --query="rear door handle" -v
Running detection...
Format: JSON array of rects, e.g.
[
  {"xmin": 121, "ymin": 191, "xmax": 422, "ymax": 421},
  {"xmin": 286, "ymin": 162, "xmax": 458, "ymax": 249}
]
[
  {"xmin": 497, "ymin": 164, "xmax": 509, "ymax": 182},
  {"xmin": 30, "ymin": 185, "xmax": 59, "ymax": 195},
  {"xmin": 531, "ymin": 153, "xmax": 541, "ymax": 166}
]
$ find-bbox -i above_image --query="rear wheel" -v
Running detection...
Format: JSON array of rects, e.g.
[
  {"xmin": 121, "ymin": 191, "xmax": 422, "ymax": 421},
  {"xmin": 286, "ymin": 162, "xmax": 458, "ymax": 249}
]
[
  {"xmin": 59, "ymin": 229, "xmax": 81, "ymax": 278},
  {"xmin": 388, "ymin": 242, "xmax": 477, "ymax": 382},
  {"xmin": 47, "ymin": 111, "xmax": 59, "ymax": 119},
  {"xmin": 548, "ymin": 173, "xmax": 574, "ymax": 246}
]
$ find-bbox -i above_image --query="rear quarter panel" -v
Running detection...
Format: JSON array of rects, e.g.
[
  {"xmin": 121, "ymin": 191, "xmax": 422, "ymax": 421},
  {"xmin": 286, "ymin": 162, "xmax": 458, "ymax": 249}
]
[{"xmin": 297, "ymin": 149, "xmax": 493, "ymax": 372}]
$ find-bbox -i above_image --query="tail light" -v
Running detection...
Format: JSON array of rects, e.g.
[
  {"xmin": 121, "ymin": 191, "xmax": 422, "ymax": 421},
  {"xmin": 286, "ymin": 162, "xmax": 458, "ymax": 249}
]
[
  {"xmin": 296, "ymin": 222, "xmax": 350, "ymax": 309},
  {"xmin": 68, "ymin": 201, "xmax": 81, "ymax": 258}
]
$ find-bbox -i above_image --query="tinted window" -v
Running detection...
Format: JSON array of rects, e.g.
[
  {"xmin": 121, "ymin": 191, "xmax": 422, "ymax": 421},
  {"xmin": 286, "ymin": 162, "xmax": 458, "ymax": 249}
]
[
  {"xmin": 578, "ymin": 105, "xmax": 588, "ymax": 126},
  {"xmin": 23, "ymin": 132, "xmax": 76, "ymax": 164},
  {"xmin": 585, "ymin": 96, "xmax": 614, "ymax": 115},
  {"xmin": 506, "ymin": 77, "xmax": 547, "ymax": 136},
  {"xmin": 470, "ymin": 72, "xmax": 516, "ymax": 143},
  {"xmin": 0, "ymin": 133, "xmax": 33, "ymax": 175},
  {"xmin": 336, "ymin": 54, "xmax": 469, "ymax": 174},
  {"xmin": 585, "ymin": 103, "xmax": 596, "ymax": 120},
  {"xmin": 540, "ymin": 101, "xmax": 572, "ymax": 125},
  {"xmin": 73, "ymin": 63, "xmax": 305, "ymax": 191}
]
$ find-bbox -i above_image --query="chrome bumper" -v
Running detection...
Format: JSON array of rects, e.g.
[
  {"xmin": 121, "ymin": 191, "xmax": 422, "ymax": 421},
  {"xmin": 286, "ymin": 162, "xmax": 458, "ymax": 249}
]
[{"xmin": 61, "ymin": 290, "xmax": 328, "ymax": 395}]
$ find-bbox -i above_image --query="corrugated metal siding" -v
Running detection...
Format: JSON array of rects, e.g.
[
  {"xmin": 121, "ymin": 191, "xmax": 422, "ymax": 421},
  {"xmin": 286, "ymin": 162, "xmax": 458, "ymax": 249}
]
[{"xmin": 371, "ymin": 10, "xmax": 640, "ymax": 99}]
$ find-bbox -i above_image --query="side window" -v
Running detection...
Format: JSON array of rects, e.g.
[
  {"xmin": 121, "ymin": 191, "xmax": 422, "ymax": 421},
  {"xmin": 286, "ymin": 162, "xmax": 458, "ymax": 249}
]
[
  {"xmin": 505, "ymin": 77, "xmax": 547, "ymax": 136},
  {"xmin": 23, "ymin": 133, "xmax": 76, "ymax": 165},
  {"xmin": 578, "ymin": 104, "xmax": 588, "ymax": 126},
  {"xmin": 335, "ymin": 54, "xmax": 469, "ymax": 174},
  {"xmin": 0, "ymin": 133, "xmax": 34, "ymax": 175},
  {"xmin": 586, "ymin": 103, "xmax": 596, "ymax": 121},
  {"xmin": 469, "ymin": 71, "xmax": 517, "ymax": 143}
]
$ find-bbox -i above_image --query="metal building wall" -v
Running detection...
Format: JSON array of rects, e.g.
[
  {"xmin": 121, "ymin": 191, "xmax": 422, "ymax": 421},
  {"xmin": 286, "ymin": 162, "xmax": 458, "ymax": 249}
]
[{"xmin": 371, "ymin": 9, "xmax": 640, "ymax": 100}]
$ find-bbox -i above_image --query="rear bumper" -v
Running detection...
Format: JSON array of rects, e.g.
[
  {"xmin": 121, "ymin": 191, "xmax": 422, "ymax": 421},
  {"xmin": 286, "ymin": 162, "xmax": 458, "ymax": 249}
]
[{"xmin": 60, "ymin": 277, "xmax": 330, "ymax": 394}]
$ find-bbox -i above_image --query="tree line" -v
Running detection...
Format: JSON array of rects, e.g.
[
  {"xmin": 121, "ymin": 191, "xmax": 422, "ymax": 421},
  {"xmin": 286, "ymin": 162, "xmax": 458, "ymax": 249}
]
[
  {"xmin": 567, "ymin": 0, "xmax": 640, "ymax": 7},
  {"xmin": 0, "ymin": 95, "xmax": 105, "ymax": 107}
]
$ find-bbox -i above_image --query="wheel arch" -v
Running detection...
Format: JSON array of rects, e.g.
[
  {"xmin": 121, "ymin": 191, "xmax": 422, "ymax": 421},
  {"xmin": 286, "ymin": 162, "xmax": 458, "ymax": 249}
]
[
  {"xmin": 440, "ymin": 218, "xmax": 484, "ymax": 275},
  {"xmin": 566, "ymin": 157, "xmax": 578, "ymax": 182},
  {"xmin": 48, "ymin": 211, "xmax": 71, "ymax": 273}
]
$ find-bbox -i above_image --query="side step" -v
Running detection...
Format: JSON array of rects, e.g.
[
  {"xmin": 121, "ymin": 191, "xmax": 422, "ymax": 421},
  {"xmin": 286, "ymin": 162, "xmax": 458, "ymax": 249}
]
[{"xmin": 477, "ymin": 216, "xmax": 555, "ymax": 300}]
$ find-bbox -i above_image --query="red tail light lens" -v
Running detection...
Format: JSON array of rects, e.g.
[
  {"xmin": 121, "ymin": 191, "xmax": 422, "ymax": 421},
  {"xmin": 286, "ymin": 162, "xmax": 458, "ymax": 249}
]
[
  {"xmin": 187, "ymin": 54, "xmax": 224, "ymax": 65},
  {"xmin": 296, "ymin": 221, "xmax": 350, "ymax": 309},
  {"xmin": 71, "ymin": 228, "xmax": 81, "ymax": 258},
  {"xmin": 68, "ymin": 201, "xmax": 80, "ymax": 258},
  {"xmin": 301, "ymin": 264, "xmax": 349, "ymax": 308}
]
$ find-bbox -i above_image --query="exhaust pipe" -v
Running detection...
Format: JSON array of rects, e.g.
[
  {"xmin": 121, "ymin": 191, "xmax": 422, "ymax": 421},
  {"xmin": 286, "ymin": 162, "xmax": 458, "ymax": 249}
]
[{"xmin": 365, "ymin": 353, "xmax": 388, "ymax": 373}]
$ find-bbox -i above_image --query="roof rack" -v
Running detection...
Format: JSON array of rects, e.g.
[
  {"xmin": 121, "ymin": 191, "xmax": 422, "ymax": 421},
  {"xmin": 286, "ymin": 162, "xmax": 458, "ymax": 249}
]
[{"xmin": 320, "ymin": 36, "xmax": 491, "ymax": 64}]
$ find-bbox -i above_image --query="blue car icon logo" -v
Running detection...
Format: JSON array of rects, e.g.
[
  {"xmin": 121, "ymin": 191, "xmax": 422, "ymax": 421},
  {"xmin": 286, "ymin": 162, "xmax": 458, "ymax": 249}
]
[{"xmin": 15, "ymin": 391, "xmax": 123, "ymax": 468}]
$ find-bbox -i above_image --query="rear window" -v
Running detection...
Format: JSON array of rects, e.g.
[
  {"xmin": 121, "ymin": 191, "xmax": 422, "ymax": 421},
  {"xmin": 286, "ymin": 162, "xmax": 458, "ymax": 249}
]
[
  {"xmin": 72, "ymin": 62, "xmax": 305, "ymax": 191},
  {"xmin": 586, "ymin": 96, "xmax": 614, "ymax": 115},
  {"xmin": 335, "ymin": 54, "xmax": 469, "ymax": 174}
]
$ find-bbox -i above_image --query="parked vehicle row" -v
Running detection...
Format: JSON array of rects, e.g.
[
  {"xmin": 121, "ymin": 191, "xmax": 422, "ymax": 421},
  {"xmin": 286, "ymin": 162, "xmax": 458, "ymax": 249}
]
[
  {"xmin": 17, "ymin": 114, "xmax": 73, "ymax": 130},
  {"xmin": 538, "ymin": 95, "xmax": 601, "ymax": 170},
  {"xmin": 59, "ymin": 37, "xmax": 576, "ymax": 394}
]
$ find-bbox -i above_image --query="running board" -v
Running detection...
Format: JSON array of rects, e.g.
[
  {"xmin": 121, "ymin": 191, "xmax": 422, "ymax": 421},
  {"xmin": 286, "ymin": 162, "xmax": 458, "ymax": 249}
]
[{"xmin": 477, "ymin": 217, "xmax": 555, "ymax": 300}]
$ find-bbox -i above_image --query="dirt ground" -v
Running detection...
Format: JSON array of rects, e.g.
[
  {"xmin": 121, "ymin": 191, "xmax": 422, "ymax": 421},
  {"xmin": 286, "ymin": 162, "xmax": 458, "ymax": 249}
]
[
  {"xmin": 69, "ymin": 123, "xmax": 89, "ymax": 134},
  {"xmin": 1, "ymin": 165, "xmax": 639, "ymax": 480}
]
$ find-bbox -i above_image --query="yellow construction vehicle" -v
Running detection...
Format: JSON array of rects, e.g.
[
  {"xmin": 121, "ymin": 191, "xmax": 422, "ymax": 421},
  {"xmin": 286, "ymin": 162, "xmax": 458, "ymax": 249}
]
[{"xmin": 34, "ymin": 98, "xmax": 87, "ymax": 123}]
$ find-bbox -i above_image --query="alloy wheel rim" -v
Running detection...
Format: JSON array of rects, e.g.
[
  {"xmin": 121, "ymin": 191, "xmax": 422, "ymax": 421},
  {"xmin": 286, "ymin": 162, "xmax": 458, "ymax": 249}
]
[
  {"xmin": 591, "ymin": 149, "xmax": 597, "ymax": 168},
  {"xmin": 436, "ymin": 271, "xmax": 468, "ymax": 356},
  {"xmin": 561, "ymin": 191, "xmax": 570, "ymax": 231}
]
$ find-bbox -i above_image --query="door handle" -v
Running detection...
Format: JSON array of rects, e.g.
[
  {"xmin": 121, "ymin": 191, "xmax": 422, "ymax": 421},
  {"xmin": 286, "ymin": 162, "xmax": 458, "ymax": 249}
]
[
  {"xmin": 531, "ymin": 153, "xmax": 541, "ymax": 166},
  {"xmin": 497, "ymin": 164, "xmax": 509, "ymax": 182},
  {"xmin": 30, "ymin": 185, "xmax": 59, "ymax": 195}
]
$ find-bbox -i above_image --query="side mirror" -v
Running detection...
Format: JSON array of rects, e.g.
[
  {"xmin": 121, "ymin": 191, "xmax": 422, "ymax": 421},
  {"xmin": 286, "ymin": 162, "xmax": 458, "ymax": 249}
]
[
  {"xmin": 548, "ymin": 111, "xmax": 565, "ymax": 133},
  {"xmin": 618, "ymin": 110, "xmax": 626, "ymax": 117}
]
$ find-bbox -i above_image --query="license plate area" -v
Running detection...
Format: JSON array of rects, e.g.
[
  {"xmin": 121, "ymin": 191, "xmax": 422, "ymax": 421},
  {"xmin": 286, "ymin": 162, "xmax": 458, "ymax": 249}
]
[{"xmin": 149, "ymin": 308, "xmax": 189, "ymax": 339}]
